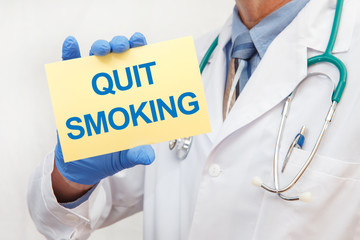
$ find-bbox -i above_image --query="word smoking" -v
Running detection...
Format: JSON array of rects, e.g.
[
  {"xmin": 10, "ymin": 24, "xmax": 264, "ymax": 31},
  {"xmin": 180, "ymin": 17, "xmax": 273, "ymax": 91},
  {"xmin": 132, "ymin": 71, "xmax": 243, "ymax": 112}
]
[{"xmin": 66, "ymin": 61, "xmax": 200, "ymax": 140}]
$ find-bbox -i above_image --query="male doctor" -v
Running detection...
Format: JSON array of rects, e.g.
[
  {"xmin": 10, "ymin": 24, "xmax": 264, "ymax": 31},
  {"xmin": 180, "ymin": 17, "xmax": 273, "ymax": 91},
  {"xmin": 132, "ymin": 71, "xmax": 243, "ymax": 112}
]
[{"xmin": 28, "ymin": 0, "xmax": 360, "ymax": 239}]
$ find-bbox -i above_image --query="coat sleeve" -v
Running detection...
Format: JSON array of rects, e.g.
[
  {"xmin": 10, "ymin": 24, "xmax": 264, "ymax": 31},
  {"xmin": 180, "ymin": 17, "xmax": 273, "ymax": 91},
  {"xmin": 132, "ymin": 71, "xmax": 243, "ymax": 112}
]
[{"xmin": 27, "ymin": 151, "xmax": 145, "ymax": 240}]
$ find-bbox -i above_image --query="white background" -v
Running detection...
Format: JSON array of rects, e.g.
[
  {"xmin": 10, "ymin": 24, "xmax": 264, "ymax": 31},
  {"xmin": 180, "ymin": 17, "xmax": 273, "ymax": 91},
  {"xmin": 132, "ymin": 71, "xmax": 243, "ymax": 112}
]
[{"xmin": 0, "ymin": 0, "xmax": 234, "ymax": 239}]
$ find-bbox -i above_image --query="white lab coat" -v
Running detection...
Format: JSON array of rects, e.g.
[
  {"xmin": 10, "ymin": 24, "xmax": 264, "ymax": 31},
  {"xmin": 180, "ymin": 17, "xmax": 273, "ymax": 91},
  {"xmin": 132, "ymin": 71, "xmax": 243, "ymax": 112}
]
[{"xmin": 28, "ymin": 0, "xmax": 360, "ymax": 239}]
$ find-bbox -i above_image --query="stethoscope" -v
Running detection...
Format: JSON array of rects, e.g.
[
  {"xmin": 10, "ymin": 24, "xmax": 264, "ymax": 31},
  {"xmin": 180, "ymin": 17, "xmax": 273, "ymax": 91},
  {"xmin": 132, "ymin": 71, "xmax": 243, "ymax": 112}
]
[{"xmin": 170, "ymin": 0, "xmax": 347, "ymax": 202}]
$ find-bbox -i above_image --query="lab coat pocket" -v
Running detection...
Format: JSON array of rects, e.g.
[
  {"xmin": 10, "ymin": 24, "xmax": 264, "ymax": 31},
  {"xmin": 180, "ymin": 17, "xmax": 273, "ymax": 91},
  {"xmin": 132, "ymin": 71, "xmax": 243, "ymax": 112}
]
[
  {"xmin": 288, "ymin": 148, "xmax": 360, "ymax": 180},
  {"xmin": 253, "ymin": 148, "xmax": 360, "ymax": 240}
]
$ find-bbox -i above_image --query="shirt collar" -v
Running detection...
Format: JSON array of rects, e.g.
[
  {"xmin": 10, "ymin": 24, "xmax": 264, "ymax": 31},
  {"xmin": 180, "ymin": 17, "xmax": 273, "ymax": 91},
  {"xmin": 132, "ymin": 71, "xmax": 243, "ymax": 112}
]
[{"xmin": 231, "ymin": 0, "xmax": 309, "ymax": 59}]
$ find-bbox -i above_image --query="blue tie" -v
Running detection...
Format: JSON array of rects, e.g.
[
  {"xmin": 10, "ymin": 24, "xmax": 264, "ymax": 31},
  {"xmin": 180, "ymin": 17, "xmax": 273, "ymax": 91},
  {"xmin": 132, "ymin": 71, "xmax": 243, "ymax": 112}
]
[
  {"xmin": 232, "ymin": 33, "xmax": 256, "ymax": 60},
  {"xmin": 223, "ymin": 33, "xmax": 256, "ymax": 119},
  {"xmin": 232, "ymin": 33, "xmax": 257, "ymax": 95}
]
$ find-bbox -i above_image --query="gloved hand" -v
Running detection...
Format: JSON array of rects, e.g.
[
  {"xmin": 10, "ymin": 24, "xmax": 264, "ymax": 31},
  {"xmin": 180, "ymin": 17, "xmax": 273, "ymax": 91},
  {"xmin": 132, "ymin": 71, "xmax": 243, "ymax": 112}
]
[{"xmin": 56, "ymin": 33, "xmax": 154, "ymax": 185}]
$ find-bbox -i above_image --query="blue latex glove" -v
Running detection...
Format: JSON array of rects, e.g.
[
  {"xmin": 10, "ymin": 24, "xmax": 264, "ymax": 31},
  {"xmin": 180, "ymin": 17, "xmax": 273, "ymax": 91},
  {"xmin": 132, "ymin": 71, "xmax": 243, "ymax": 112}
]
[
  {"xmin": 88, "ymin": 32, "xmax": 147, "ymax": 56},
  {"xmin": 57, "ymin": 33, "xmax": 153, "ymax": 185},
  {"xmin": 55, "ymin": 134, "xmax": 154, "ymax": 185}
]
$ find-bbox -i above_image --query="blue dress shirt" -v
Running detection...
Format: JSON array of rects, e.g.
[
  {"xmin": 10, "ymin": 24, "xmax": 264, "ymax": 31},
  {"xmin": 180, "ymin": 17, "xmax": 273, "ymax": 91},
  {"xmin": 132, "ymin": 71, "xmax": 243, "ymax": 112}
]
[{"xmin": 225, "ymin": 0, "xmax": 310, "ymax": 90}]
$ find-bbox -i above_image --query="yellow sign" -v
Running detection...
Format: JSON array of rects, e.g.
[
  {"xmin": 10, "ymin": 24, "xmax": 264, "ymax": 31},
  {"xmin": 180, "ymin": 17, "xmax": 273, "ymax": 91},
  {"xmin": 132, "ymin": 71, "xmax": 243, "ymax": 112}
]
[{"xmin": 46, "ymin": 36, "xmax": 211, "ymax": 162}]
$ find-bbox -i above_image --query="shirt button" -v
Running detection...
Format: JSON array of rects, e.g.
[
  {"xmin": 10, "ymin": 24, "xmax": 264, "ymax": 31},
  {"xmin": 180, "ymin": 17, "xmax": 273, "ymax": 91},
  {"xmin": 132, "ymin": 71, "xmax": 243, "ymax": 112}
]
[{"xmin": 208, "ymin": 164, "xmax": 222, "ymax": 177}]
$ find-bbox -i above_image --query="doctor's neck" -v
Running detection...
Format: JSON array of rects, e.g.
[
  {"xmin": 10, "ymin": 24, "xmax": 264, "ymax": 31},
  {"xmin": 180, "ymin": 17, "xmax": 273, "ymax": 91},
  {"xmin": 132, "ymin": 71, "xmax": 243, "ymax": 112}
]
[{"xmin": 236, "ymin": 0, "xmax": 292, "ymax": 29}]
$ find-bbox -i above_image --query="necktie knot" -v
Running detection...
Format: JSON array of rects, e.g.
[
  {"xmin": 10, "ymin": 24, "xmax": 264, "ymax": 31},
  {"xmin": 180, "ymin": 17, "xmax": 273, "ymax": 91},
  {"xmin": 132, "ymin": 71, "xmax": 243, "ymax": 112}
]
[{"xmin": 231, "ymin": 33, "xmax": 256, "ymax": 60}]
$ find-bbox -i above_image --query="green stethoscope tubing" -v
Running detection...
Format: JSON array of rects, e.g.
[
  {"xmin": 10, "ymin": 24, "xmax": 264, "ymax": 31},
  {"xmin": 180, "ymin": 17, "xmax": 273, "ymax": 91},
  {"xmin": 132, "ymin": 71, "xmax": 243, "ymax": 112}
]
[
  {"xmin": 199, "ymin": 0, "xmax": 346, "ymax": 103},
  {"xmin": 199, "ymin": 35, "xmax": 219, "ymax": 74},
  {"xmin": 308, "ymin": 0, "xmax": 346, "ymax": 103}
]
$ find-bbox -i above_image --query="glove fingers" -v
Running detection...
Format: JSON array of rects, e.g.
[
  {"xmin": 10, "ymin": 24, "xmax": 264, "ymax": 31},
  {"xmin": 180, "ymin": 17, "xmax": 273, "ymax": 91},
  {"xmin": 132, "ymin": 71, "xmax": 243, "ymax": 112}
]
[
  {"xmin": 90, "ymin": 33, "xmax": 146, "ymax": 56},
  {"xmin": 120, "ymin": 145, "xmax": 155, "ymax": 169},
  {"xmin": 110, "ymin": 35, "xmax": 130, "ymax": 53},
  {"xmin": 90, "ymin": 39, "xmax": 111, "ymax": 56},
  {"xmin": 62, "ymin": 36, "xmax": 81, "ymax": 60},
  {"xmin": 129, "ymin": 32, "xmax": 147, "ymax": 48}
]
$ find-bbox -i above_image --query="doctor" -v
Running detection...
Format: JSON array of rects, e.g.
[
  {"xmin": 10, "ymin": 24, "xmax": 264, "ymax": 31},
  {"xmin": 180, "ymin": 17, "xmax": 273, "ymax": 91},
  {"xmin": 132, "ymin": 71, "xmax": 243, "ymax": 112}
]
[{"xmin": 28, "ymin": 0, "xmax": 360, "ymax": 239}]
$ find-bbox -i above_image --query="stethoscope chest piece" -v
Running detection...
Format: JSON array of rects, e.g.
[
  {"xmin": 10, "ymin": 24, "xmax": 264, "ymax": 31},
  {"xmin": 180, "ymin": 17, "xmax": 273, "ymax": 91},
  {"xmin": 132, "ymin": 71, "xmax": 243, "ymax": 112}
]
[{"xmin": 169, "ymin": 137, "xmax": 193, "ymax": 160}]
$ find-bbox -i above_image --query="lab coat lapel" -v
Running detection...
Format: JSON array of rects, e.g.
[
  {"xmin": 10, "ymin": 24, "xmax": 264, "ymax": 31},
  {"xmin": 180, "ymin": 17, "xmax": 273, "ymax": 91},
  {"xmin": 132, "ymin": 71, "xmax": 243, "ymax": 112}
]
[
  {"xmin": 301, "ymin": 0, "xmax": 356, "ymax": 54},
  {"xmin": 214, "ymin": 10, "xmax": 308, "ymax": 146},
  {"xmin": 202, "ymin": 17, "xmax": 232, "ymax": 143},
  {"xmin": 213, "ymin": 0, "xmax": 355, "ymax": 147}
]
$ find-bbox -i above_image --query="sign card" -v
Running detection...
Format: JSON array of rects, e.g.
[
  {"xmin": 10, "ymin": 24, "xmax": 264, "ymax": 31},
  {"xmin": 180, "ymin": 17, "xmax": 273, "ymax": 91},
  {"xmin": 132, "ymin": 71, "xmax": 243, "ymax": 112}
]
[{"xmin": 46, "ymin": 36, "xmax": 211, "ymax": 162}]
